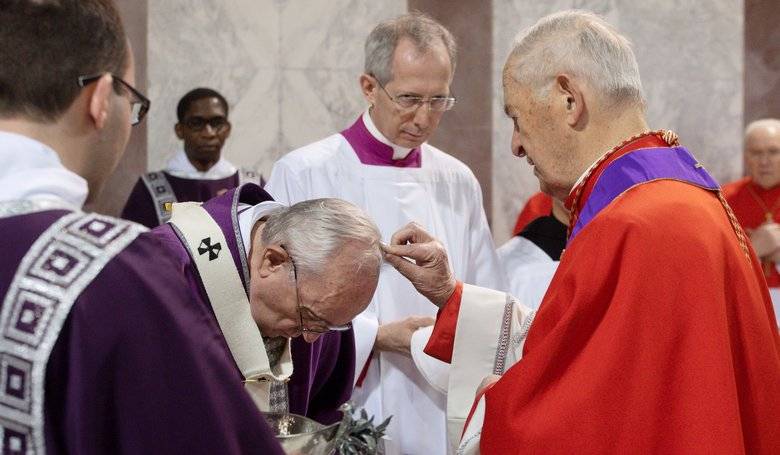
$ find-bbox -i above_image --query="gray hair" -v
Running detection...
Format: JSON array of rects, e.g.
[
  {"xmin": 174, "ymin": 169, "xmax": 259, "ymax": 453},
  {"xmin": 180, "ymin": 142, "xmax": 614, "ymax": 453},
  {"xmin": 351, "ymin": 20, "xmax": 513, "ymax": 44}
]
[
  {"xmin": 745, "ymin": 118, "xmax": 780, "ymax": 139},
  {"xmin": 506, "ymin": 10, "xmax": 645, "ymax": 109},
  {"xmin": 261, "ymin": 198, "xmax": 382, "ymax": 277},
  {"xmin": 364, "ymin": 11, "xmax": 457, "ymax": 84}
]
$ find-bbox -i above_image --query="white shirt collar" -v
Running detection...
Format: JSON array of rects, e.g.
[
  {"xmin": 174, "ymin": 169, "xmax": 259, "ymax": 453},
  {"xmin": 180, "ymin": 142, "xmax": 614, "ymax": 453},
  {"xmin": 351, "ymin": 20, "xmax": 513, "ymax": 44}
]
[
  {"xmin": 362, "ymin": 110, "xmax": 414, "ymax": 160},
  {"xmin": 165, "ymin": 148, "xmax": 237, "ymax": 180},
  {"xmin": 237, "ymin": 201, "xmax": 287, "ymax": 255},
  {"xmin": 0, "ymin": 131, "xmax": 88, "ymax": 208}
]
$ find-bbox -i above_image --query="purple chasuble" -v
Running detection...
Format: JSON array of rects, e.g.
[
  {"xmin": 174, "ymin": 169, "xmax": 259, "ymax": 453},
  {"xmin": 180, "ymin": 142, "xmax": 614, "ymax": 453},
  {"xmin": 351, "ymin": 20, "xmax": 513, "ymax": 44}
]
[
  {"xmin": 0, "ymin": 206, "xmax": 282, "ymax": 454},
  {"xmin": 569, "ymin": 146, "xmax": 720, "ymax": 244},
  {"xmin": 340, "ymin": 116, "xmax": 422, "ymax": 167},
  {"xmin": 122, "ymin": 170, "xmax": 265, "ymax": 229},
  {"xmin": 150, "ymin": 183, "xmax": 356, "ymax": 425}
]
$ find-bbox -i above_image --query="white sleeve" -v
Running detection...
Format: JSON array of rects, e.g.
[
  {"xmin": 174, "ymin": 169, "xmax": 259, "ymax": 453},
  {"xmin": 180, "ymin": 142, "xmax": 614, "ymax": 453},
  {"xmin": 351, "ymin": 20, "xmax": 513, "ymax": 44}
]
[
  {"xmin": 768, "ymin": 288, "xmax": 780, "ymax": 327},
  {"xmin": 264, "ymin": 160, "xmax": 306, "ymax": 205},
  {"xmin": 445, "ymin": 284, "xmax": 535, "ymax": 451},
  {"xmin": 410, "ymin": 325, "xmax": 449, "ymax": 394},
  {"xmin": 351, "ymin": 312, "xmax": 379, "ymax": 386}
]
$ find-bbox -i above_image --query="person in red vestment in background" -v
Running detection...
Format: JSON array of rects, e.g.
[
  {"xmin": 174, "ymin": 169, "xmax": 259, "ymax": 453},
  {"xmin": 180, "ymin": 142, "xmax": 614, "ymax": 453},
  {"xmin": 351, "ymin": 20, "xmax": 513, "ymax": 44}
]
[
  {"xmin": 383, "ymin": 10, "xmax": 780, "ymax": 454},
  {"xmin": 723, "ymin": 118, "xmax": 780, "ymax": 321},
  {"xmin": 512, "ymin": 191, "xmax": 552, "ymax": 235}
]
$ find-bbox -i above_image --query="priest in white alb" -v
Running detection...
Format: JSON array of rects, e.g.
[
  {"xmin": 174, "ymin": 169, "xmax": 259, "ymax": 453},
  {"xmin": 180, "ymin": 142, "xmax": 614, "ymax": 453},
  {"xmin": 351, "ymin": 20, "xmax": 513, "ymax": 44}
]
[{"xmin": 265, "ymin": 12, "xmax": 505, "ymax": 455}]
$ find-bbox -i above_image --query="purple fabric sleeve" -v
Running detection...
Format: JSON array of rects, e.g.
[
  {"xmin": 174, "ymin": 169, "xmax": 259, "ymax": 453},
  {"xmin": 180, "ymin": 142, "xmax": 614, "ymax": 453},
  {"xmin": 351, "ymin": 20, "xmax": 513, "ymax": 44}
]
[{"xmin": 0, "ymin": 211, "xmax": 283, "ymax": 454}]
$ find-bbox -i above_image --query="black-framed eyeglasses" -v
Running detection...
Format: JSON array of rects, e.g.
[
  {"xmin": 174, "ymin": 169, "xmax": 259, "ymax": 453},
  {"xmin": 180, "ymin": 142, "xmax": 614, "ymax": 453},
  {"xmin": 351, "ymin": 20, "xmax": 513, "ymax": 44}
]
[
  {"xmin": 371, "ymin": 74, "xmax": 456, "ymax": 112},
  {"xmin": 182, "ymin": 116, "xmax": 230, "ymax": 133},
  {"xmin": 77, "ymin": 74, "xmax": 151, "ymax": 126},
  {"xmin": 286, "ymin": 248, "xmax": 353, "ymax": 334}
]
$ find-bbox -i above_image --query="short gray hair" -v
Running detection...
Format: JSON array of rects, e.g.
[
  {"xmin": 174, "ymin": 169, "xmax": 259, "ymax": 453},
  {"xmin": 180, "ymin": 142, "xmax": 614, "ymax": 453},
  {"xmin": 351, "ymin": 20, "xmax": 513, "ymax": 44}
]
[
  {"xmin": 745, "ymin": 118, "xmax": 780, "ymax": 139},
  {"xmin": 261, "ymin": 198, "xmax": 382, "ymax": 277},
  {"xmin": 364, "ymin": 12, "xmax": 457, "ymax": 84},
  {"xmin": 506, "ymin": 10, "xmax": 645, "ymax": 108}
]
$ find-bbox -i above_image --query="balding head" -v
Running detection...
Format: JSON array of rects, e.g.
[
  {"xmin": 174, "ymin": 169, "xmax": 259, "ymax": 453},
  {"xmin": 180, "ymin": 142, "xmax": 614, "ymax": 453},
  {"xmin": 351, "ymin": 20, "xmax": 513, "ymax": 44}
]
[
  {"xmin": 504, "ymin": 10, "xmax": 644, "ymax": 110},
  {"xmin": 745, "ymin": 118, "xmax": 780, "ymax": 189}
]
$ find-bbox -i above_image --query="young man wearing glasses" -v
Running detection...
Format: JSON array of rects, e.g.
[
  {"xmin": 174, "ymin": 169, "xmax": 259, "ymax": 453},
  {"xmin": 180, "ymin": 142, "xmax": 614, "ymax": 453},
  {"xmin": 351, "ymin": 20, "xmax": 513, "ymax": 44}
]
[
  {"xmin": 151, "ymin": 185, "xmax": 382, "ymax": 424},
  {"xmin": 122, "ymin": 87, "xmax": 263, "ymax": 227},
  {"xmin": 265, "ymin": 12, "xmax": 506, "ymax": 455},
  {"xmin": 0, "ymin": 1, "xmax": 282, "ymax": 453}
]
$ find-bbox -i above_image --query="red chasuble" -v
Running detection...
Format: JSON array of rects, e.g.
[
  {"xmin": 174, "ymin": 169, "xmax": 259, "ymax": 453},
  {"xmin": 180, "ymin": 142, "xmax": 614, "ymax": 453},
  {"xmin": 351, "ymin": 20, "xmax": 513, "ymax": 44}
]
[
  {"xmin": 426, "ymin": 137, "xmax": 780, "ymax": 454},
  {"xmin": 723, "ymin": 177, "xmax": 780, "ymax": 286}
]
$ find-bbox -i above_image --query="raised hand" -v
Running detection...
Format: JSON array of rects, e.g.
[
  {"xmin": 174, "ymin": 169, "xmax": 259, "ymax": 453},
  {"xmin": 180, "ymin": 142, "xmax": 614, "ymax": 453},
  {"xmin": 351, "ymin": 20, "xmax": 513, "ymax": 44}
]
[
  {"xmin": 382, "ymin": 222, "xmax": 457, "ymax": 308},
  {"xmin": 375, "ymin": 315, "xmax": 436, "ymax": 356}
]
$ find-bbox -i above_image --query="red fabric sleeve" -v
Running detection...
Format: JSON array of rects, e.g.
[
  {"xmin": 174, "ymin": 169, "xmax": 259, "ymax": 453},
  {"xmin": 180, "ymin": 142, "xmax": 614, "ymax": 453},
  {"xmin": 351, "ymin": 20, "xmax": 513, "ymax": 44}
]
[{"xmin": 423, "ymin": 281, "xmax": 463, "ymax": 363}]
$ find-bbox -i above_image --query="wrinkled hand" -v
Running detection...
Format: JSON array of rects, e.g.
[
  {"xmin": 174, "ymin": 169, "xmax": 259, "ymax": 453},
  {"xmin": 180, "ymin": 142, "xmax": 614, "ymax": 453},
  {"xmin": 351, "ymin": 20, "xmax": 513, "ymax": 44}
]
[
  {"xmin": 374, "ymin": 316, "xmax": 435, "ymax": 356},
  {"xmin": 382, "ymin": 222, "xmax": 457, "ymax": 308},
  {"xmin": 749, "ymin": 222, "xmax": 780, "ymax": 258}
]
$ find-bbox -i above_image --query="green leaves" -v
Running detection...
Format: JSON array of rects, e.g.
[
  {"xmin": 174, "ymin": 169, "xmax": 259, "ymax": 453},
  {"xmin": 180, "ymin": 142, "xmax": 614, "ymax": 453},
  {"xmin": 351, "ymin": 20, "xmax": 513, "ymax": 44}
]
[{"xmin": 332, "ymin": 402, "xmax": 392, "ymax": 454}]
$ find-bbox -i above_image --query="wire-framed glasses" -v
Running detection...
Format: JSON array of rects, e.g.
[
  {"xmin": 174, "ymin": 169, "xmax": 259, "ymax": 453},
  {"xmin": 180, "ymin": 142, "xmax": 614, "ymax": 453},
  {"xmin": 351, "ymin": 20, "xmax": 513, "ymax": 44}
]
[
  {"xmin": 372, "ymin": 74, "xmax": 456, "ymax": 112},
  {"xmin": 287, "ymin": 249, "xmax": 353, "ymax": 334}
]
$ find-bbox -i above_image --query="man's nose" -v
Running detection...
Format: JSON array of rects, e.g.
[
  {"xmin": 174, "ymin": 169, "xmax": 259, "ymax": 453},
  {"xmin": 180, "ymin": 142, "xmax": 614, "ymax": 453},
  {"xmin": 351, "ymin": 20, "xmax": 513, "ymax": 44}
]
[
  {"xmin": 302, "ymin": 331, "xmax": 322, "ymax": 343},
  {"xmin": 412, "ymin": 102, "xmax": 432, "ymax": 128},
  {"xmin": 201, "ymin": 123, "xmax": 218, "ymax": 136},
  {"xmin": 511, "ymin": 129, "xmax": 525, "ymax": 157}
]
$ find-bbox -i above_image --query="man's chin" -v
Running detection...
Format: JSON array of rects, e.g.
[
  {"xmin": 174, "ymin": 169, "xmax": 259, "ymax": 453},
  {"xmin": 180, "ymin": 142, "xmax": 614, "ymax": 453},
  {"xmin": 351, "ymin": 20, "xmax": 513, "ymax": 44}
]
[{"xmin": 396, "ymin": 133, "xmax": 426, "ymax": 148}]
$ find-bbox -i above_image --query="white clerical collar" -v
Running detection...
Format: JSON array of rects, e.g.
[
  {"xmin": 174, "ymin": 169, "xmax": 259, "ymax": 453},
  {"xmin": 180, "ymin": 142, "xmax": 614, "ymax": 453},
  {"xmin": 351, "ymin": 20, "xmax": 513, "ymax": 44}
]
[
  {"xmin": 362, "ymin": 110, "xmax": 414, "ymax": 160},
  {"xmin": 0, "ymin": 131, "xmax": 88, "ymax": 208},
  {"xmin": 237, "ymin": 201, "xmax": 287, "ymax": 255},
  {"xmin": 165, "ymin": 148, "xmax": 237, "ymax": 180}
]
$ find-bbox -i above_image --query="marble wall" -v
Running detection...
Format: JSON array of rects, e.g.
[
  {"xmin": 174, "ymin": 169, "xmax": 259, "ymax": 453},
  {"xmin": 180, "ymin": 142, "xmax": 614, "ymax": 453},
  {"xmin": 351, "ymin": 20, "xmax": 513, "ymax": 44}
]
[
  {"xmin": 491, "ymin": 1, "xmax": 745, "ymax": 244},
  {"xmin": 147, "ymin": 0, "xmax": 405, "ymax": 177},
  {"xmin": 86, "ymin": 0, "xmax": 148, "ymax": 216},
  {"xmin": 145, "ymin": 1, "xmax": 748, "ymax": 244},
  {"xmin": 745, "ymin": 0, "xmax": 780, "ymax": 124}
]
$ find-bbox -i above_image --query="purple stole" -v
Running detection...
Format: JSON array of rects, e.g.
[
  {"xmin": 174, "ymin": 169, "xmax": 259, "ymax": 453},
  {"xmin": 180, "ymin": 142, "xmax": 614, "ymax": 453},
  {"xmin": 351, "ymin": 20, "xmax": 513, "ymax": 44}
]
[
  {"xmin": 122, "ymin": 169, "xmax": 265, "ymax": 228},
  {"xmin": 152, "ymin": 183, "xmax": 355, "ymax": 424},
  {"xmin": 569, "ymin": 147, "xmax": 720, "ymax": 245},
  {"xmin": 340, "ymin": 116, "xmax": 422, "ymax": 168}
]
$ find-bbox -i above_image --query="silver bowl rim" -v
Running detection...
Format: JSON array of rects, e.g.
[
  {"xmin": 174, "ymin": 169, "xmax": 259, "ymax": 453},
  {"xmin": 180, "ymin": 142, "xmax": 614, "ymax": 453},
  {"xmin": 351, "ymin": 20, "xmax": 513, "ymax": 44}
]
[{"xmin": 265, "ymin": 412, "xmax": 340, "ymax": 439}]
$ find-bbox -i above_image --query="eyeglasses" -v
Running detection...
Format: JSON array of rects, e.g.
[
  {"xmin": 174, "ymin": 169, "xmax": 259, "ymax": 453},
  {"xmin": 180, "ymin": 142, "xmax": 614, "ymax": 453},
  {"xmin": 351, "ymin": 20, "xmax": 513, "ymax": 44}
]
[
  {"xmin": 372, "ymin": 75, "xmax": 456, "ymax": 112},
  {"xmin": 182, "ymin": 116, "xmax": 230, "ymax": 133},
  {"xmin": 286, "ymin": 248, "xmax": 353, "ymax": 334},
  {"xmin": 77, "ymin": 74, "xmax": 150, "ymax": 126}
]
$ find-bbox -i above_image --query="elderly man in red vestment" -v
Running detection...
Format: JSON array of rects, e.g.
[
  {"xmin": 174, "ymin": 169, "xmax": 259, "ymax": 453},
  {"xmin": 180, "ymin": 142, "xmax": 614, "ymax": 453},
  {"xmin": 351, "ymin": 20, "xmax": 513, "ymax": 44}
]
[
  {"xmin": 383, "ymin": 10, "xmax": 780, "ymax": 455},
  {"xmin": 723, "ymin": 118, "xmax": 780, "ymax": 320}
]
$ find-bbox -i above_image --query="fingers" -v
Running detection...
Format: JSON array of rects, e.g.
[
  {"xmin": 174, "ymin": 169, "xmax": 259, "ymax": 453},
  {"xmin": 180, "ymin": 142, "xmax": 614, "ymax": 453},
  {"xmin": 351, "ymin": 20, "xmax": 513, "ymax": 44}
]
[
  {"xmin": 382, "ymin": 242, "xmax": 432, "ymax": 262},
  {"xmin": 406, "ymin": 315, "xmax": 436, "ymax": 329},
  {"xmin": 417, "ymin": 316, "xmax": 436, "ymax": 328},
  {"xmin": 383, "ymin": 251, "xmax": 419, "ymax": 278},
  {"xmin": 389, "ymin": 222, "xmax": 435, "ymax": 245}
]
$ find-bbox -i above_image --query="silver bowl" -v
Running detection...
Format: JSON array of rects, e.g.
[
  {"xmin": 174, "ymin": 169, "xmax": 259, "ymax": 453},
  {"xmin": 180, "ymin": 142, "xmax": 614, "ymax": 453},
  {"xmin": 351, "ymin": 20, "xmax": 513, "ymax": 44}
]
[{"xmin": 265, "ymin": 413, "xmax": 340, "ymax": 455}]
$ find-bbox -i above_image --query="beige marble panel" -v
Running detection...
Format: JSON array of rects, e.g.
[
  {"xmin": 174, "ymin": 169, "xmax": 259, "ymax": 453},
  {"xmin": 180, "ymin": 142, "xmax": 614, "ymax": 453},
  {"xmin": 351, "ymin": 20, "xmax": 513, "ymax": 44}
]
[
  {"xmin": 147, "ymin": 0, "xmax": 278, "ymax": 171},
  {"xmin": 280, "ymin": 69, "xmax": 367, "ymax": 150},
  {"xmin": 148, "ymin": 0, "xmax": 402, "ymax": 181},
  {"xmin": 492, "ymin": 0, "xmax": 744, "ymax": 244},
  {"xmin": 280, "ymin": 0, "xmax": 405, "ymax": 70},
  {"xmin": 222, "ymin": 70, "xmax": 280, "ymax": 177}
]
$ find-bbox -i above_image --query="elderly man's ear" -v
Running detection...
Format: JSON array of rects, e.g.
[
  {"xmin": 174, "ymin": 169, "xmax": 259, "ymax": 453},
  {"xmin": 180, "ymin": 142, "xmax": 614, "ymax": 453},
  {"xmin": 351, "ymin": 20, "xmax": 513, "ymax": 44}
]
[{"xmin": 257, "ymin": 245, "xmax": 289, "ymax": 278}]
